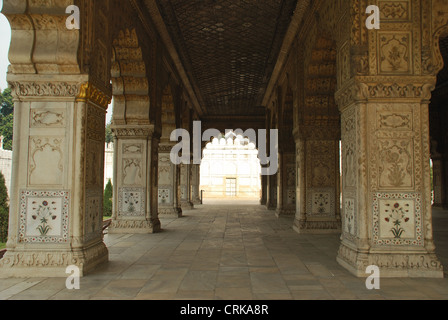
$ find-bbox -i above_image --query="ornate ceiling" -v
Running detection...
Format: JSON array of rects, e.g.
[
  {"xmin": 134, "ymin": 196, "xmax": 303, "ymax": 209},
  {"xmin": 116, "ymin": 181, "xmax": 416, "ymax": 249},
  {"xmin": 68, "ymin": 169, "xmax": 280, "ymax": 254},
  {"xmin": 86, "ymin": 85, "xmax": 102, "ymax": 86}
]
[{"xmin": 146, "ymin": 0, "xmax": 298, "ymax": 117}]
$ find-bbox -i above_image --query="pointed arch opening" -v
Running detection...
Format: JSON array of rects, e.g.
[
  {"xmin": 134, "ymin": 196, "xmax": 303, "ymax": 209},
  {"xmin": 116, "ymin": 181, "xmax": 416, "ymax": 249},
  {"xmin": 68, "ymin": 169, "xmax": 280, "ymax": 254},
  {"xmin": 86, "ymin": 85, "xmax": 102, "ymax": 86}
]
[{"xmin": 200, "ymin": 130, "xmax": 261, "ymax": 204}]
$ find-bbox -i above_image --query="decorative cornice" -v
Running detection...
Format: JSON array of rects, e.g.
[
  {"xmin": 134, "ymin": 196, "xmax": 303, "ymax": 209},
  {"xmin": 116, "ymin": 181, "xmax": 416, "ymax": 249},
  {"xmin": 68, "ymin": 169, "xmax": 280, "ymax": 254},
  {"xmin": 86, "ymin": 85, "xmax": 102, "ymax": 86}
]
[{"xmin": 8, "ymin": 81, "xmax": 83, "ymax": 99}]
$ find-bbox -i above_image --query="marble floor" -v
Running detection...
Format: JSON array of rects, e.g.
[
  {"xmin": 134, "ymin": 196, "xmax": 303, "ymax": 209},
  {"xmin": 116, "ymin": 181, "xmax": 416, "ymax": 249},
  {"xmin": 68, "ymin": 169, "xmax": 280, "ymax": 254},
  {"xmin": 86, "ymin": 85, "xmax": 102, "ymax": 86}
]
[{"xmin": 0, "ymin": 201, "xmax": 447, "ymax": 300}]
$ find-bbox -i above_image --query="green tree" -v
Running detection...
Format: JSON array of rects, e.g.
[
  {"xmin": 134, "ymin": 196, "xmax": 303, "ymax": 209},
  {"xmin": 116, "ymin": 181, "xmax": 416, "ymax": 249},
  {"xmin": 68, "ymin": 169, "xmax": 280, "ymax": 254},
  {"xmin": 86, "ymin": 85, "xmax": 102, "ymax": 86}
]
[
  {"xmin": 105, "ymin": 122, "xmax": 113, "ymax": 144},
  {"xmin": 0, "ymin": 171, "xmax": 9, "ymax": 243},
  {"xmin": 0, "ymin": 89, "xmax": 14, "ymax": 150},
  {"xmin": 0, "ymin": 113, "xmax": 14, "ymax": 150},
  {"xmin": 103, "ymin": 179, "xmax": 113, "ymax": 217},
  {"xmin": 0, "ymin": 88, "xmax": 13, "ymax": 117}
]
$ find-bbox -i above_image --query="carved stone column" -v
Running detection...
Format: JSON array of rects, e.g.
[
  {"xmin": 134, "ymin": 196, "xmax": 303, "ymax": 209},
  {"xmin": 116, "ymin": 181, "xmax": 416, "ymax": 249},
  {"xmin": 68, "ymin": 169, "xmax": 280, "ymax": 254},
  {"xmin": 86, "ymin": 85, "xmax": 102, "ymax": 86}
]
[
  {"xmin": 276, "ymin": 152, "xmax": 296, "ymax": 217},
  {"xmin": 293, "ymin": 134, "xmax": 306, "ymax": 228},
  {"xmin": 293, "ymin": 125, "xmax": 341, "ymax": 233},
  {"xmin": 335, "ymin": 78, "xmax": 444, "ymax": 278},
  {"xmin": 108, "ymin": 126, "xmax": 161, "ymax": 233},
  {"xmin": 0, "ymin": 78, "xmax": 110, "ymax": 277},
  {"xmin": 266, "ymin": 172, "xmax": 277, "ymax": 210},
  {"xmin": 158, "ymin": 143, "xmax": 182, "ymax": 217},
  {"xmin": 444, "ymin": 155, "xmax": 448, "ymax": 209},
  {"xmin": 260, "ymin": 170, "xmax": 267, "ymax": 206},
  {"xmin": 180, "ymin": 163, "xmax": 194, "ymax": 209},
  {"xmin": 431, "ymin": 140, "xmax": 444, "ymax": 207},
  {"xmin": 191, "ymin": 164, "xmax": 201, "ymax": 205}
]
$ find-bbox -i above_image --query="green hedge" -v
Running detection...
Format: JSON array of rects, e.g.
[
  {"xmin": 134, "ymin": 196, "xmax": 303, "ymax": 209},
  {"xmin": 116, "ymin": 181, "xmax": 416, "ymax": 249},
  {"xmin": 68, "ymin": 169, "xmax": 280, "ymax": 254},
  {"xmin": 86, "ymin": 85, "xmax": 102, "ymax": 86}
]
[{"xmin": 0, "ymin": 171, "xmax": 9, "ymax": 243}]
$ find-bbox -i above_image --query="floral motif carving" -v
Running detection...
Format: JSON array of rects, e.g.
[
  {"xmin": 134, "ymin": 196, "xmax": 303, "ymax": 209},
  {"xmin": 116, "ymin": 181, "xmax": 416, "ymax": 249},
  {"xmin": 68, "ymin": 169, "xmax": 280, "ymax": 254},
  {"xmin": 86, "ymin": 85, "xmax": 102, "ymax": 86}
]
[
  {"xmin": 378, "ymin": 139, "xmax": 413, "ymax": 189},
  {"xmin": 123, "ymin": 158, "xmax": 143, "ymax": 186},
  {"xmin": 344, "ymin": 198, "xmax": 355, "ymax": 236},
  {"xmin": 123, "ymin": 143, "xmax": 143, "ymax": 154},
  {"xmin": 19, "ymin": 190, "xmax": 69, "ymax": 243},
  {"xmin": 378, "ymin": 113, "xmax": 412, "ymax": 130},
  {"xmin": 158, "ymin": 189, "xmax": 171, "ymax": 204},
  {"xmin": 373, "ymin": 193, "xmax": 422, "ymax": 246},
  {"xmin": 30, "ymin": 109, "xmax": 65, "ymax": 128},
  {"xmin": 29, "ymin": 137, "xmax": 64, "ymax": 186},
  {"xmin": 85, "ymin": 190, "xmax": 103, "ymax": 242},
  {"xmin": 8, "ymin": 81, "xmax": 82, "ymax": 98},
  {"xmin": 379, "ymin": 1, "xmax": 409, "ymax": 20},
  {"xmin": 379, "ymin": 33, "xmax": 411, "ymax": 74},
  {"xmin": 118, "ymin": 187, "xmax": 145, "ymax": 217}
]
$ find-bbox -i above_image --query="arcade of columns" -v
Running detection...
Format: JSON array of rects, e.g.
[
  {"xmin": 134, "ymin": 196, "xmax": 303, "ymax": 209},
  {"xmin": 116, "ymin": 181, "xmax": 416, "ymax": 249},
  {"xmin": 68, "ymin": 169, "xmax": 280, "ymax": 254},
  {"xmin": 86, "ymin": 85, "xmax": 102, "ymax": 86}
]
[{"xmin": 0, "ymin": 0, "xmax": 448, "ymax": 278}]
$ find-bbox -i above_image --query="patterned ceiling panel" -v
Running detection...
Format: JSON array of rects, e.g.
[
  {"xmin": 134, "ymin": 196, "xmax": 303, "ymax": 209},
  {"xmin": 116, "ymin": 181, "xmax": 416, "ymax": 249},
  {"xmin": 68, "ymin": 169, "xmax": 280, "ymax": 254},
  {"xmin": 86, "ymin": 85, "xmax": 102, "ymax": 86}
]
[{"xmin": 150, "ymin": 0, "xmax": 298, "ymax": 116}]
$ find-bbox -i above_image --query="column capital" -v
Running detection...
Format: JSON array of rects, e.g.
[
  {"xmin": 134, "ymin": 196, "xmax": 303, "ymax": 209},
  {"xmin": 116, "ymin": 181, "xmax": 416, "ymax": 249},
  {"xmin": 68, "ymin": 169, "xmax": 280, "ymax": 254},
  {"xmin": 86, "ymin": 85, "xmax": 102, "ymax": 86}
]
[
  {"xmin": 7, "ymin": 74, "xmax": 88, "ymax": 101},
  {"xmin": 111, "ymin": 125, "xmax": 156, "ymax": 139},
  {"xmin": 336, "ymin": 76, "xmax": 437, "ymax": 111},
  {"xmin": 76, "ymin": 82, "xmax": 112, "ymax": 110},
  {"xmin": 293, "ymin": 124, "xmax": 340, "ymax": 141}
]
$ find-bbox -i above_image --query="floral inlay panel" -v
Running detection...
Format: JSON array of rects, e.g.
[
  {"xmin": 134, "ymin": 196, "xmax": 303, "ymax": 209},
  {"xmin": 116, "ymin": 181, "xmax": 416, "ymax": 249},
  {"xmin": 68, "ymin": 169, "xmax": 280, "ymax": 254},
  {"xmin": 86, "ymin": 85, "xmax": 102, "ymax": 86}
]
[
  {"xmin": 307, "ymin": 188, "xmax": 335, "ymax": 216},
  {"xmin": 118, "ymin": 187, "xmax": 145, "ymax": 217},
  {"xmin": 373, "ymin": 192, "xmax": 423, "ymax": 246},
  {"xmin": 158, "ymin": 188, "xmax": 171, "ymax": 204},
  {"xmin": 19, "ymin": 190, "xmax": 69, "ymax": 243},
  {"xmin": 344, "ymin": 198, "xmax": 355, "ymax": 235}
]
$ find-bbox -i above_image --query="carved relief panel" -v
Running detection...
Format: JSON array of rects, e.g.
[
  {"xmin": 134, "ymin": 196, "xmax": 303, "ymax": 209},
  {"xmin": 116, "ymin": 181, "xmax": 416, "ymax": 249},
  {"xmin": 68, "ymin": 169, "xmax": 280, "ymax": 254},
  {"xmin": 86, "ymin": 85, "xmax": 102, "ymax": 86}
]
[
  {"xmin": 27, "ymin": 102, "xmax": 69, "ymax": 188},
  {"xmin": 306, "ymin": 140, "xmax": 337, "ymax": 189},
  {"xmin": 84, "ymin": 189, "xmax": 103, "ymax": 242},
  {"xmin": 158, "ymin": 152, "xmax": 174, "ymax": 206},
  {"xmin": 28, "ymin": 137, "xmax": 64, "ymax": 186},
  {"xmin": 120, "ymin": 141, "xmax": 145, "ymax": 187},
  {"xmin": 30, "ymin": 108, "xmax": 66, "ymax": 128},
  {"xmin": 369, "ymin": 103, "xmax": 421, "ymax": 192}
]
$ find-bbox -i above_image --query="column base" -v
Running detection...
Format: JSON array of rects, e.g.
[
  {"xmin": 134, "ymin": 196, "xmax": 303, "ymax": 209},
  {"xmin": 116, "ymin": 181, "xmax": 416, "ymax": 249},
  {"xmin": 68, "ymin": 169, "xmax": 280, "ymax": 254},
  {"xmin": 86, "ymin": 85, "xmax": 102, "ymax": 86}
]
[
  {"xmin": 192, "ymin": 198, "xmax": 202, "ymax": 205},
  {"xmin": 159, "ymin": 207, "xmax": 183, "ymax": 217},
  {"xmin": 180, "ymin": 201, "xmax": 194, "ymax": 210},
  {"xmin": 275, "ymin": 208, "xmax": 295, "ymax": 217},
  {"xmin": 108, "ymin": 218, "xmax": 161, "ymax": 234},
  {"xmin": 337, "ymin": 241, "xmax": 444, "ymax": 278},
  {"xmin": 266, "ymin": 202, "xmax": 277, "ymax": 210},
  {"xmin": 293, "ymin": 218, "xmax": 341, "ymax": 234},
  {"xmin": 0, "ymin": 240, "xmax": 108, "ymax": 278}
]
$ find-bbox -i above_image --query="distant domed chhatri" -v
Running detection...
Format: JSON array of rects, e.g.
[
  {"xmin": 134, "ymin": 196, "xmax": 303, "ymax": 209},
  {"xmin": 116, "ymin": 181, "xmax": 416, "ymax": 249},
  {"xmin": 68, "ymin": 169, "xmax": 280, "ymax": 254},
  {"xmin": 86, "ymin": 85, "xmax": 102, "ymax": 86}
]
[{"xmin": 208, "ymin": 131, "xmax": 256, "ymax": 149}]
